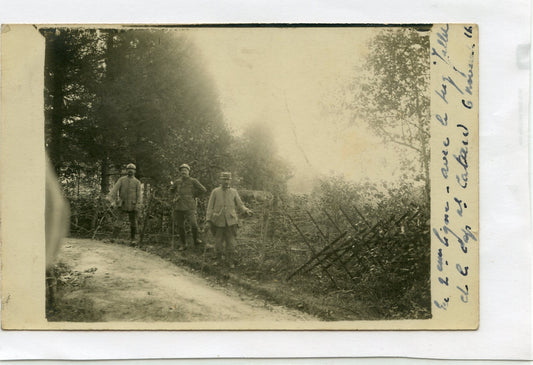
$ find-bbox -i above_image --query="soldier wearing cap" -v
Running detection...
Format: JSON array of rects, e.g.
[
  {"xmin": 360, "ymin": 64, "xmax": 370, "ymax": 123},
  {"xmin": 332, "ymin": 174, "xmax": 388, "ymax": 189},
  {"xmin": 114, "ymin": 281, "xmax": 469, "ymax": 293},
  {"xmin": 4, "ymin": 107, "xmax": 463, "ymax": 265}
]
[
  {"xmin": 206, "ymin": 172, "xmax": 252, "ymax": 267},
  {"xmin": 170, "ymin": 163, "xmax": 207, "ymax": 250},
  {"xmin": 107, "ymin": 163, "xmax": 142, "ymax": 243}
]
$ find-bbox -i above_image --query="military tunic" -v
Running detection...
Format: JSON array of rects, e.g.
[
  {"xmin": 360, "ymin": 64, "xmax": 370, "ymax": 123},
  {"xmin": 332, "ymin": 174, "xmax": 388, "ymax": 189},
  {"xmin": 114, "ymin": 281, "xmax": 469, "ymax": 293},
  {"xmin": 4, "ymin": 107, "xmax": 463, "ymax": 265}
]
[
  {"xmin": 170, "ymin": 176, "xmax": 207, "ymax": 211},
  {"xmin": 108, "ymin": 176, "xmax": 142, "ymax": 211},
  {"xmin": 206, "ymin": 186, "xmax": 246, "ymax": 227}
]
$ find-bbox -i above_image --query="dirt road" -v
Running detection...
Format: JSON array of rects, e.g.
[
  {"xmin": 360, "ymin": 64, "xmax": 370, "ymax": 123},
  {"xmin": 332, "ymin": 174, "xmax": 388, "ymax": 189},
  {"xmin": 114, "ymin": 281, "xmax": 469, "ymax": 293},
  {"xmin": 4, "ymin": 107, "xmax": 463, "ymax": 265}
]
[{"xmin": 56, "ymin": 238, "xmax": 315, "ymax": 322}]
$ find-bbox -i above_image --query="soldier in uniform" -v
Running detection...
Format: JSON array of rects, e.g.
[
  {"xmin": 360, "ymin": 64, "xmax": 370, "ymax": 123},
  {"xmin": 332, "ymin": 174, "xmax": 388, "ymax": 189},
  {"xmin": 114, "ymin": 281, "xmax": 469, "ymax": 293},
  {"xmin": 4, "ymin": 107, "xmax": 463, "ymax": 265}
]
[
  {"xmin": 206, "ymin": 172, "xmax": 252, "ymax": 268},
  {"xmin": 170, "ymin": 163, "xmax": 207, "ymax": 250},
  {"xmin": 107, "ymin": 163, "xmax": 142, "ymax": 244}
]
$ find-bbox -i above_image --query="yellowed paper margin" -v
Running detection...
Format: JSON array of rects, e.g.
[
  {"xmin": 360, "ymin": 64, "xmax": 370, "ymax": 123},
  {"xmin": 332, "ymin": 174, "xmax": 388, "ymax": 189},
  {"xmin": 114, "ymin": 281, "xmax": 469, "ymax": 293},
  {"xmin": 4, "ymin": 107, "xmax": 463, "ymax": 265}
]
[
  {"xmin": 429, "ymin": 24, "xmax": 479, "ymax": 329},
  {"xmin": 1, "ymin": 24, "xmax": 479, "ymax": 330}
]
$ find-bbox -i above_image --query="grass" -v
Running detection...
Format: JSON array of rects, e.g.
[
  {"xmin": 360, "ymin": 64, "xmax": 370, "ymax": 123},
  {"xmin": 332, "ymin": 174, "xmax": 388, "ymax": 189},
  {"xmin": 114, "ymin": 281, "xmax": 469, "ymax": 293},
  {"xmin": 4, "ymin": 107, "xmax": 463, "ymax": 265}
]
[{"xmin": 46, "ymin": 262, "xmax": 104, "ymax": 322}]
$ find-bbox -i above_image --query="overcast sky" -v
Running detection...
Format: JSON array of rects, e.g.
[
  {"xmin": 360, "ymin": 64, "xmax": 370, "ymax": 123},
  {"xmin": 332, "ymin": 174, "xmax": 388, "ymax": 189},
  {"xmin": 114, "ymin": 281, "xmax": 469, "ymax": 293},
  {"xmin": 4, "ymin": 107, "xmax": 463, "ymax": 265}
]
[{"xmin": 186, "ymin": 27, "xmax": 415, "ymax": 192}]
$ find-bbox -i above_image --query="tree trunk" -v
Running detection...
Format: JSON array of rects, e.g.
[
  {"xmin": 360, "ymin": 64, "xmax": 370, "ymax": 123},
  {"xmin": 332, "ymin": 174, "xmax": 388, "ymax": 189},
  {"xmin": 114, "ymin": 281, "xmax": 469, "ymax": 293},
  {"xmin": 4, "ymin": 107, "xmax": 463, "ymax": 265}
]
[
  {"xmin": 77, "ymin": 167, "xmax": 80, "ymax": 198},
  {"xmin": 100, "ymin": 158, "xmax": 110, "ymax": 194},
  {"xmin": 416, "ymin": 93, "xmax": 430, "ymax": 205},
  {"xmin": 45, "ymin": 32, "xmax": 67, "ymax": 175}
]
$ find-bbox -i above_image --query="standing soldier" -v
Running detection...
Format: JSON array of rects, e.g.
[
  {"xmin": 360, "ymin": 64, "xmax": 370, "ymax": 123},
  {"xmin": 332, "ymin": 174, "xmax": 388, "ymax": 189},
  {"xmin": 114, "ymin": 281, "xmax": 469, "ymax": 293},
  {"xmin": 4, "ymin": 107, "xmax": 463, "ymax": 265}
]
[
  {"xmin": 170, "ymin": 163, "xmax": 207, "ymax": 250},
  {"xmin": 106, "ymin": 163, "xmax": 142, "ymax": 244},
  {"xmin": 206, "ymin": 172, "xmax": 252, "ymax": 268}
]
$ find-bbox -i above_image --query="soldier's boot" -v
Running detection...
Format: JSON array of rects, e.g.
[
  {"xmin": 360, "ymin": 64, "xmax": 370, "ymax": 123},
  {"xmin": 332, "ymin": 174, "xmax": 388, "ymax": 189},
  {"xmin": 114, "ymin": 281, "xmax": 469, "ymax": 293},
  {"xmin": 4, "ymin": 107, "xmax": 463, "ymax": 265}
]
[
  {"xmin": 130, "ymin": 226, "xmax": 137, "ymax": 244},
  {"xmin": 178, "ymin": 228, "xmax": 187, "ymax": 250},
  {"xmin": 192, "ymin": 227, "xmax": 202, "ymax": 246}
]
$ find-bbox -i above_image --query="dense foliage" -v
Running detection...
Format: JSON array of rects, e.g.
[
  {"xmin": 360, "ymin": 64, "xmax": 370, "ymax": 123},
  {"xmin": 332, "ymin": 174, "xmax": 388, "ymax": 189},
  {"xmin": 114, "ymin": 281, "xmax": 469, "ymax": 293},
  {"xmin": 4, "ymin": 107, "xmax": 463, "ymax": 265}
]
[{"xmin": 43, "ymin": 28, "xmax": 235, "ymax": 192}]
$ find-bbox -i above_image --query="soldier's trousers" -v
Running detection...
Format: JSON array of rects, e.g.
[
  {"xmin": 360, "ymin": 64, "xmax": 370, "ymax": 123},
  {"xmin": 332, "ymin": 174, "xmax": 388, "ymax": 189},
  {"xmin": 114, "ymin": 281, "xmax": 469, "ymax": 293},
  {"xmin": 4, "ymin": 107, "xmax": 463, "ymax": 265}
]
[
  {"xmin": 174, "ymin": 209, "xmax": 199, "ymax": 229},
  {"xmin": 213, "ymin": 224, "xmax": 238, "ymax": 261},
  {"xmin": 174, "ymin": 209, "xmax": 200, "ymax": 246},
  {"xmin": 113, "ymin": 209, "xmax": 138, "ymax": 239}
]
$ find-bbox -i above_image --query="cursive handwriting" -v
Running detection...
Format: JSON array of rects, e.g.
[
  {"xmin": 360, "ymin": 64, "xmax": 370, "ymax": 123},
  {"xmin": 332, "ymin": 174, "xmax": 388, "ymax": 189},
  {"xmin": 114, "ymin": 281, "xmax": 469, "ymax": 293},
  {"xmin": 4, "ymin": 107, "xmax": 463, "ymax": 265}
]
[
  {"xmin": 463, "ymin": 26, "xmax": 473, "ymax": 38},
  {"xmin": 433, "ymin": 228, "xmax": 449, "ymax": 247},
  {"xmin": 435, "ymin": 75, "xmax": 464, "ymax": 104},
  {"xmin": 456, "ymin": 263, "xmax": 469, "ymax": 276},
  {"xmin": 436, "ymin": 112, "xmax": 448, "ymax": 126},
  {"xmin": 461, "ymin": 225, "xmax": 478, "ymax": 244},
  {"xmin": 453, "ymin": 196, "xmax": 466, "ymax": 217},
  {"xmin": 431, "ymin": 24, "xmax": 450, "ymax": 65},
  {"xmin": 457, "ymin": 285, "xmax": 469, "ymax": 303},
  {"xmin": 464, "ymin": 47, "xmax": 474, "ymax": 96},
  {"xmin": 441, "ymin": 137, "xmax": 450, "ymax": 178},
  {"xmin": 433, "ymin": 25, "xmax": 476, "ymax": 313},
  {"xmin": 434, "ymin": 297, "xmax": 450, "ymax": 310},
  {"xmin": 454, "ymin": 124, "xmax": 469, "ymax": 189},
  {"xmin": 437, "ymin": 248, "xmax": 444, "ymax": 271},
  {"xmin": 451, "ymin": 50, "xmax": 474, "ymax": 98},
  {"xmin": 459, "ymin": 45, "xmax": 475, "ymax": 108},
  {"xmin": 435, "ymin": 225, "xmax": 469, "ymax": 253}
]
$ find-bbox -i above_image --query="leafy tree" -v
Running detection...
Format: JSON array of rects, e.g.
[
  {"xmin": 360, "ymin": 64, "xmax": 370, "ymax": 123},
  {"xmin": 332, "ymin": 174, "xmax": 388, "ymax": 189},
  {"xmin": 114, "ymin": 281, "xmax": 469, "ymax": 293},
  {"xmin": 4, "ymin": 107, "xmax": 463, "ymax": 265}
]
[
  {"xmin": 43, "ymin": 28, "xmax": 233, "ymax": 193},
  {"xmin": 353, "ymin": 27, "xmax": 430, "ymax": 201},
  {"xmin": 43, "ymin": 28, "xmax": 104, "ymax": 176}
]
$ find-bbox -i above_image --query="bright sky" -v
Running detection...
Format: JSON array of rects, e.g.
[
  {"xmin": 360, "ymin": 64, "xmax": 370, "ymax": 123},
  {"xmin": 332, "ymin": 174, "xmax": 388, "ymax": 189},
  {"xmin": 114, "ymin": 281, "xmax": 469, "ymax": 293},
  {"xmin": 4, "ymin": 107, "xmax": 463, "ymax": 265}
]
[{"xmin": 186, "ymin": 27, "xmax": 415, "ymax": 193}]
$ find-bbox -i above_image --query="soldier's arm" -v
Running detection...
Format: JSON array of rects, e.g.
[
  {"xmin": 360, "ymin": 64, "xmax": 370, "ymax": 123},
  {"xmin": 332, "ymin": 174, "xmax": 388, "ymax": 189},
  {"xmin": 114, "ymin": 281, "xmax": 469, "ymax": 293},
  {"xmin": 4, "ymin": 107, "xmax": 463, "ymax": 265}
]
[
  {"xmin": 234, "ymin": 190, "xmax": 251, "ymax": 215},
  {"xmin": 193, "ymin": 178, "xmax": 207, "ymax": 194},
  {"xmin": 135, "ymin": 179, "xmax": 142, "ymax": 210},
  {"xmin": 107, "ymin": 177, "xmax": 122, "ymax": 202},
  {"xmin": 169, "ymin": 181, "xmax": 176, "ymax": 193}
]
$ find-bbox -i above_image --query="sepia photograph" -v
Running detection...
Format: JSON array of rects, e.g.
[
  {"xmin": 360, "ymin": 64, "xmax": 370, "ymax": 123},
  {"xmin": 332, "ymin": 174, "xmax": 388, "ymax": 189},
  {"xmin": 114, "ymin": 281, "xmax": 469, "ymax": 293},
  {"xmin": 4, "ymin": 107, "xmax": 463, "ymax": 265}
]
[{"xmin": 1, "ymin": 24, "xmax": 478, "ymax": 330}]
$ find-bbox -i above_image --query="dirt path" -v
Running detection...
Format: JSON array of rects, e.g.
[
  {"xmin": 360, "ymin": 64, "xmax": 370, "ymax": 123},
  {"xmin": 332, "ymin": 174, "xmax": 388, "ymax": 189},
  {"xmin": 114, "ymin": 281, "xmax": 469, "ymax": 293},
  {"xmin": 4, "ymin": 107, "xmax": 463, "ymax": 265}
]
[{"xmin": 56, "ymin": 238, "xmax": 315, "ymax": 322}]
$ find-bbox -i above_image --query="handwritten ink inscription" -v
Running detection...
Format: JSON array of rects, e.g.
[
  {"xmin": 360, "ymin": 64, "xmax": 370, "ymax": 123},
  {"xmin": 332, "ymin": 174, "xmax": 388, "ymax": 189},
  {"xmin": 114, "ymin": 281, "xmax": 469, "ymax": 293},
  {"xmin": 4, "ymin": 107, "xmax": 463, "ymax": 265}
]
[{"xmin": 432, "ymin": 24, "xmax": 477, "ymax": 313}]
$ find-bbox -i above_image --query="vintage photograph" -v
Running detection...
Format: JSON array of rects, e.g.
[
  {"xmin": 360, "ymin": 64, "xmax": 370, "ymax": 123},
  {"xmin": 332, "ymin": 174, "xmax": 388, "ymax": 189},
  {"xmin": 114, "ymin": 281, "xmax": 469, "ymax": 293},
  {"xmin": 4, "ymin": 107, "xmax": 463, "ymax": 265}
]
[
  {"xmin": 1, "ymin": 24, "xmax": 478, "ymax": 330},
  {"xmin": 41, "ymin": 25, "xmax": 431, "ymax": 324}
]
